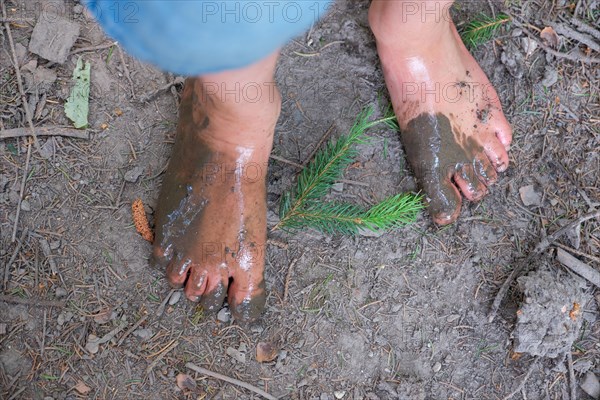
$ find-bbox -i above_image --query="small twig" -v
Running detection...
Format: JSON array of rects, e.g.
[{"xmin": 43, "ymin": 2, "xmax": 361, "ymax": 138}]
[
  {"xmin": 555, "ymin": 242, "xmax": 600, "ymax": 264},
  {"xmin": 567, "ymin": 352, "xmax": 577, "ymax": 400},
  {"xmin": 570, "ymin": 17, "xmax": 600, "ymax": 40},
  {"xmin": 186, "ymin": 362, "xmax": 277, "ymax": 400},
  {"xmin": 513, "ymin": 19, "xmax": 600, "ymax": 63},
  {"xmin": 303, "ymin": 124, "xmax": 335, "ymax": 166},
  {"xmin": 283, "ymin": 258, "xmax": 299, "ymax": 304},
  {"xmin": 117, "ymin": 45, "xmax": 136, "ymax": 99},
  {"xmin": 117, "ymin": 314, "xmax": 148, "ymax": 346},
  {"xmin": 155, "ymin": 289, "xmax": 176, "ymax": 318},
  {"xmin": 7, "ymin": 387, "xmax": 26, "ymax": 400},
  {"xmin": 139, "ymin": 77, "xmax": 185, "ymax": 103},
  {"xmin": 3, "ymin": 229, "xmax": 26, "ymax": 290},
  {"xmin": 549, "ymin": 159, "xmax": 596, "ymax": 210},
  {"xmin": 146, "ymin": 340, "xmax": 179, "ymax": 375},
  {"xmin": 70, "ymin": 41, "xmax": 117, "ymax": 55},
  {"xmin": 502, "ymin": 358, "xmax": 539, "ymax": 400},
  {"xmin": 556, "ymin": 248, "xmax": 600, "ymax": 288},
  {"xmin": 552, "ymin": 22, "xmax": 600, "ymax": 53},
  {"xmin": 488, "ymin": 210, "xmax": 600, "ymax": 322},
  {"xmin": 0, "ymin": 295, "xmax": 65, "ymax": 308},
  {"xmin": 266, "ymin": 238, "xmax": 288, "ymax": 249},
  {"xmin": 2, "ymin": 0, "xmax": 40, "ymax": 242},
  {"xmin": 0, "ymin": 17, "xmax": 34, "ymax": 23},
  {"xmin": 40, "ymin": 310, "xmax": 47, "ymax": 358},
  {"xmin": 1, "ymin": 126, "xmax": 89, "ymax": 140},
  {"xmin": 269, "ymin": 154, "xmax": 303, "ymax": 169}
]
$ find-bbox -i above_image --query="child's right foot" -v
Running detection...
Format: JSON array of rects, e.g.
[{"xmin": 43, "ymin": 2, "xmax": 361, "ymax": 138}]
[{"xmin": 152, "ymin": 74, "xmax": 279, "ymax": 322}]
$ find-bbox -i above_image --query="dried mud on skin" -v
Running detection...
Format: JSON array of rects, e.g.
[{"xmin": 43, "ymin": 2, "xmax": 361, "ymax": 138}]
[{"xmin": 1, "ymin": 0, "xmax": 600, "ymax": 399}]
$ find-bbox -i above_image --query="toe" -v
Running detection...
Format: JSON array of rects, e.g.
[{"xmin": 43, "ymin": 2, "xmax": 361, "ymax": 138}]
[
  {"xmin": 482, "ymin": 135, "xmax": 510, "ymax": 173},
  {"xmin": 424, "ymin": 176, "xmax": 463, "ymax": 225},
  {"xmin": 493, "ymin": 115, "xmax": 513, "ymax": 151},
  {"xmin": 473, "ymin": 155, "xmax": 497, "ymax": 187},
  {"xmin": 228, "ymin": 247, "xmax": 266, "ymax": 322},
  {"xmin": 198, "ymin": 265, "xmax": 229, "ymax": 313},
  {"xmin": 228, "ymin": 277, "xmax": 266, "ymax": 323},
  {"xmin": 165, "ymin": 256, "xmax": 192, "ymax": 288},
  {"xmin": 454, "ymin": 166, "xmax": 487, "ymax": 201},
  {"xmin": 184, "ymin": 266, "xmax": 208, "ymax": 302}
]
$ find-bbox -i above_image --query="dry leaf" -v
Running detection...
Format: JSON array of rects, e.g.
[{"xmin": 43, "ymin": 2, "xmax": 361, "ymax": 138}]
[
  {"xmin": 540, "ymin": 26, "xmax": 559, "ymax": 48},
  {"xmin": 74, "ymin": 380, "xmax": 91, "ymax": 394},
  {"xmin": 132, "ymin": 198, "xmax": 154, "ymax": 242},
  {"xmin": 569, "ymin": 302, "xmax": 581, "ymax": 321},
  {"xmin": 256, "ymin": 341, "xmax": 278, "ymax": 363},
  {"xmin": 510, "ymin": 351, "xmax": 523, "ymax": 361},
  {"xmin": 93, "ymin": 307, "xmax": 113, "ymax": 324},
  {"xmin": 176, "ymin": 373, "xmax": 196, "ymax": 391}
]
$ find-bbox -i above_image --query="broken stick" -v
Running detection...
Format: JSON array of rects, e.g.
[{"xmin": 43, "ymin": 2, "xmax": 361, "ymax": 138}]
[
  {"xmin": 556, "ymin": 248, "xmax": 600, "ymax": 288},
  {"xmin": 186, "ymin": 363, "xmax": 277, "ymax": 400},
  {"xmin": 0, "ymin": 126, "xmax": 89, "ymax": 140}
]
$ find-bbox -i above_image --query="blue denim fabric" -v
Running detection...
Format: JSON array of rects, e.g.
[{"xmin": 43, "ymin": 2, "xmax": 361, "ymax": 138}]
[{"xmin": 83, "ymin": 1, "xmax": 332, "ymax": 75}]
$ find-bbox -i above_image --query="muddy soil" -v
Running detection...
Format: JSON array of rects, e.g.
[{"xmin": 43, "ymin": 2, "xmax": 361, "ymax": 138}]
[{"xmin": 1, "ymin": 0, "xmax": 599, "ymax": 399}]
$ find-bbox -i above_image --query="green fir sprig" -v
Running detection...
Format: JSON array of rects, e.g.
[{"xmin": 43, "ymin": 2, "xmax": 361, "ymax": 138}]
[
  {"xmin": 460, "ymin": 13, "xmax": 511, "ymax": 48},
  {"xmin": 275, "ymin": 106, "xmax": 423, "ymax": 235}
]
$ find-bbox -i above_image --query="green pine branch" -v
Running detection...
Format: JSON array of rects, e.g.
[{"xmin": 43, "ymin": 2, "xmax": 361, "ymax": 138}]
[
  {"xmin": 274, "ymin": 106, "xmax": 423, "ymax": 235},
  {"xmin": 282, "ymin": 193, "xmax": 423, "ymax": 235},
  {"xmin": 460, "ymin": 13, "xmax": 511, "ymax": 49}
]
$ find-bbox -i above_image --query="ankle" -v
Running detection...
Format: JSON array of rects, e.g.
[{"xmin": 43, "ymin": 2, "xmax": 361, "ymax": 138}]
[{"xmin": 369, "ymin": 0, "xmax": 454, "ymax": 49}]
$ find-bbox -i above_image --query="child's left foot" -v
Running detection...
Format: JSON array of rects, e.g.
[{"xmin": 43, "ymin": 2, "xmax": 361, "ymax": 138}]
[{"xmin": 370, "ymin": 1, "xmax": 513, "ymax": 225}]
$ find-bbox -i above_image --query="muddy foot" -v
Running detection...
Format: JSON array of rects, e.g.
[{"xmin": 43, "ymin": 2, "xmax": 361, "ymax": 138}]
[
  {"xmin": 371, "ymin": 5, "xmax": 513, "ymax": 225},
  {"xmin": 152, "ymin": 78, "xmax": 278, "ymax": 322}
]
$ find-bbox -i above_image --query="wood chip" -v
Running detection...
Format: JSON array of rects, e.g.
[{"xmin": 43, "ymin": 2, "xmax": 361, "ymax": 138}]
[{"xmin": 256, "ymin": 342, "xmax": 278, "ymax": 363}]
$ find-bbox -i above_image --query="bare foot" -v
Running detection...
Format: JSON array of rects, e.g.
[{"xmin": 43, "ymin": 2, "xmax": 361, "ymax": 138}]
[
  {"xmin": 370, "ymin": 1, "xmax": 513, "ymax": 225},
  {"xmin": 152, "ymin": 77, "xmax": 278, "ymax": 322}
]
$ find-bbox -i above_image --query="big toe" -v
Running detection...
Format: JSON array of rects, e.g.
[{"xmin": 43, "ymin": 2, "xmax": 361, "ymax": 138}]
[
  {"xmin": 424, "ymin": 177, "xmax": 463, "ymax": 225},
  {"xmin": 151, "ymin": 244, "xmax": 172, "ymax": 270},
  {"xmin": 228, "ymin": 267, "xmax": 266, "ymax": 323}
]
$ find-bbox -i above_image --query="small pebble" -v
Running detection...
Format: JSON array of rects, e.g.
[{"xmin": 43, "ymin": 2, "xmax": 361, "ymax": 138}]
[
  {"xmin": 226, "ymin": 346, "xmax": 246, "ymax": 363},
  {"xmin": 57, "ymin": 311, "xmax": 73, "ymax": 326},
  {"xmin": 541, "ymin": 67, "xmax": 559, "ymax": 87},
  {"xmin": 433, "ymin": 362, "xmax": 442, "ymax": 373},
  {"xmin": 334, "ymin": 391, "xmax": 346, "ymax": 399},
  {"xmin": 124, "ymin": 166, "xmax": 144, "ymax": 183},
  {"xmin": 133, "ymin": 328, "xmax": 153, "ymax": 340},
  {"xmin": 519, "ymin": 185, "xmax": 542, "ymax": 207},
  {"xmin": 581, "ymin": 372, "xmax": 600, "ymax": 398},
  {"xmin": 85, "ymin": 335, "xmax": 100, "ymax": 354},
  {"xmin": 168, "ymin": 291, "xmax": 181, "ymax": 305},
  {"xmin": 217, "ymin": 308, "xmax": 231, "ymax": 323},
  {"xmin": 331, "ymin": 182, "xmax": 344, "ymax": 192},
  {"xmin": 446, "ymin": 314, "xmax": 460, "ymax": 323},
  {"xmin": 20, "ymin": 200, "xmax": 31, "ymax": 211},
  {"xmin": 55, "ymin": 287, "xmax": 68, "ymax": 298}
]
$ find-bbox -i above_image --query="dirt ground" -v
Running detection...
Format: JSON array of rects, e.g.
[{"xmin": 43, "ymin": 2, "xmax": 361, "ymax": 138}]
[{"xmin": 1, "ymin": 0, "xmax": 599, "ymax": 399}]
